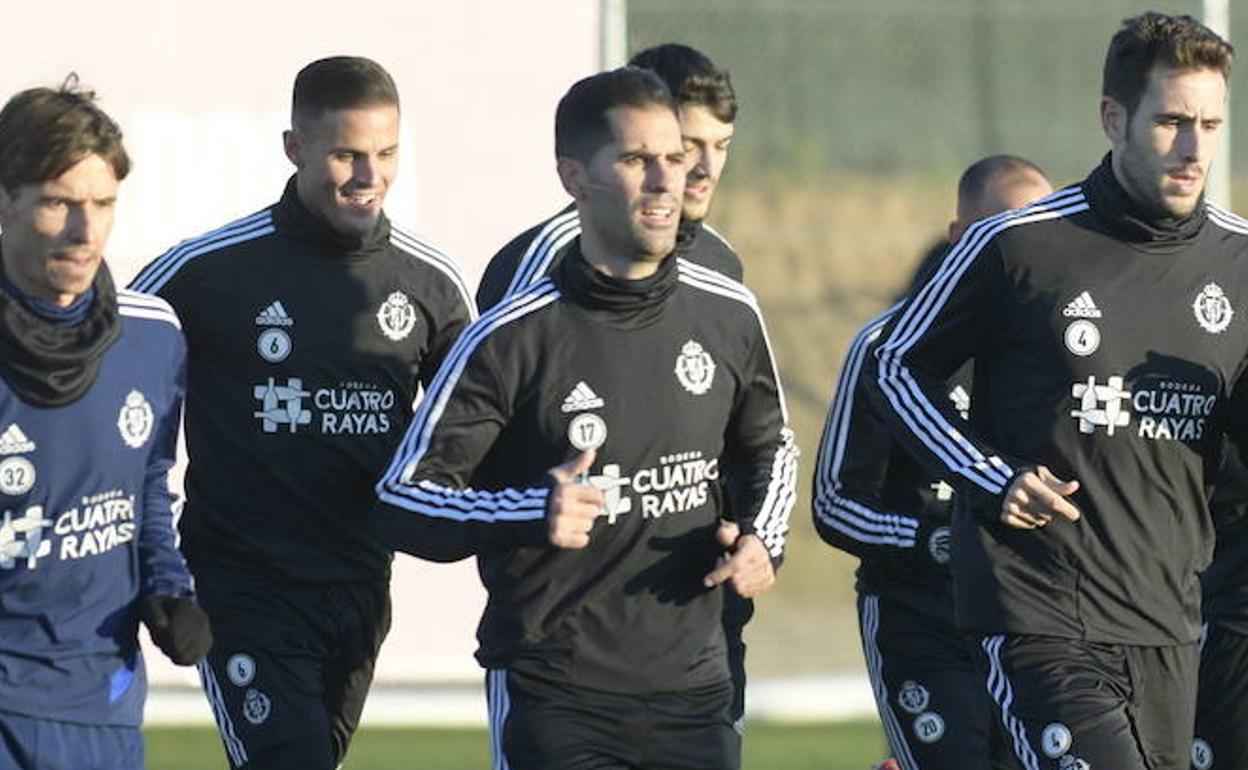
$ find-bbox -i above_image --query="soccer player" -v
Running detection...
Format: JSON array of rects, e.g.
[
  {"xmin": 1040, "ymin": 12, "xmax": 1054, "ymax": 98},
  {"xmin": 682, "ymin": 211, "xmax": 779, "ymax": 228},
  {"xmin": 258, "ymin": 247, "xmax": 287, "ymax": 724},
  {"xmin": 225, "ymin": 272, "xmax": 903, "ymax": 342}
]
[
  {"xmin": 476, "ymin": 43, "xmax": 742, "ymax": 308},
  {"xmin": 1192, "ymin": 443, "xmax": 1248, "ymax": 769},
  {"xmin": 815, "ymin": 154, "xmax": 1050, "ymax": 770},
  {"xmin": 372, "ymin": 67, "xmax": 796, "ymax": 770},
  {"xmin": 0, "ymin": 79, "xmax": 210, "ymax": 769},
  {"xmin": 875, "ymin": 13, "xmax": 1242, "ymax": 769},
  {"xmin": 476, "ymin": 42, "xmax": 761, "ymax": 732},
  {"xmin": 129, "ymin": 57, "xmax": 474, "ymax": 769}
]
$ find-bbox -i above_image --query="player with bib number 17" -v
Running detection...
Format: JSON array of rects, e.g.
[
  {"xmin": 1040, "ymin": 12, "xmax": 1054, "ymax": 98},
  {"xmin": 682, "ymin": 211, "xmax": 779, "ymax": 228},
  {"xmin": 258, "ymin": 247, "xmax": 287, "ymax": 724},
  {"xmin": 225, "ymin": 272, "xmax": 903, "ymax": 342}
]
[{"xmin": 372, "ymin": 66, "xmax": 796, "ymax": 770}]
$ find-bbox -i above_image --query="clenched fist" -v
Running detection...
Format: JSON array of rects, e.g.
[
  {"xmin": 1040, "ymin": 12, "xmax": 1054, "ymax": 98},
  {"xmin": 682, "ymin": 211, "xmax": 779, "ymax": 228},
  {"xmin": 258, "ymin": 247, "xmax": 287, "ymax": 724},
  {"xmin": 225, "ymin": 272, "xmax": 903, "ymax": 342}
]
[{"xmin": 546, "ymin": 450, "xmax": 605, "ymax": 549}]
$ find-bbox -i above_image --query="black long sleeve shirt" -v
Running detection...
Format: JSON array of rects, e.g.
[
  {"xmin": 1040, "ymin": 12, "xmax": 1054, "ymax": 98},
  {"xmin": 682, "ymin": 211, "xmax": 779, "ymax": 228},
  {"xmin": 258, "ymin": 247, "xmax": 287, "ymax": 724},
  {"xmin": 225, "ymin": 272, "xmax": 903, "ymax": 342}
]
[
  {"xmin": 374, "ymin": 247, "xmax": 795, "ymax": 693},
  {"xmin": 128, "ymin": 179, "xmax": 475, "ymax": 582},
  {"xmin": 814, "ymin": 301, "xmax": 971, "ymax": 620},
  {"xmin": 876, "ymin": 157, "xmax": 1248, "ymax": 646}
]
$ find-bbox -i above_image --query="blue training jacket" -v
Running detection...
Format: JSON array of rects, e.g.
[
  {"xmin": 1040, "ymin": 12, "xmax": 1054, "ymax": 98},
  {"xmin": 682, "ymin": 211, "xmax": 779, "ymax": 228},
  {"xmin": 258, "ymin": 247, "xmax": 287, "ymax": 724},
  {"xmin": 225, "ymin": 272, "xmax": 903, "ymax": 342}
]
[{"xmin": 0, "ymin": 288, "xmax": 192, "ymax": 727}]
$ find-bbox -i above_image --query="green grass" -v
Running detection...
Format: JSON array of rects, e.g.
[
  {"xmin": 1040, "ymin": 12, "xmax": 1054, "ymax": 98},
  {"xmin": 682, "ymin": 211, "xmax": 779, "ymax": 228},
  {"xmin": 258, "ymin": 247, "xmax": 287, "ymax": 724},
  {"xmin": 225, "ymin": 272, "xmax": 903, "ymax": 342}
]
[{"xmin": 144, "ymin": 721, "xmax": 888, "ymax": 769}]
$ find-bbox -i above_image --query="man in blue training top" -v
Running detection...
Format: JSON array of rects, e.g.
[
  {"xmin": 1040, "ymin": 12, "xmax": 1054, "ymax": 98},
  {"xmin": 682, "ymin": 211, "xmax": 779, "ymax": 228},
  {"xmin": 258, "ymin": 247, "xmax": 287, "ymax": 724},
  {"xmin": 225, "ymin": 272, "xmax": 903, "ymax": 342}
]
[{"xmin": 0, "ymin": 77, "xmax": 211, "ymax": 770}]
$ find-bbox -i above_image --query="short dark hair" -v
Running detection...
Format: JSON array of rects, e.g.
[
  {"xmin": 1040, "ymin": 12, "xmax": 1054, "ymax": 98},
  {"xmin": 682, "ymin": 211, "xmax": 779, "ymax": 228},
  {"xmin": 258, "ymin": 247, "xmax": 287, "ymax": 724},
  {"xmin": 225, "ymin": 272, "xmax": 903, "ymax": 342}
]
[
  {"xmin": 292, "ymin": 56, "xmax": 399, "ymax": 128},
  {"xmin": 555, "ymin": 67, "xmax": 676, "ymax": 164},
  {"xmin": 957, "ymin": 154, "xmax": 1047, "ymax": 212},
  {"xmin": 1103, "ymin": 12, "xmax": 1233, "ymax": 115},
  {"xmin": 0, "ymin": 74, "xmax": 129, "ymax": 192},
  {"xmin": 629, "ymin": 43, "xmax": 737, "ymax": 123}
]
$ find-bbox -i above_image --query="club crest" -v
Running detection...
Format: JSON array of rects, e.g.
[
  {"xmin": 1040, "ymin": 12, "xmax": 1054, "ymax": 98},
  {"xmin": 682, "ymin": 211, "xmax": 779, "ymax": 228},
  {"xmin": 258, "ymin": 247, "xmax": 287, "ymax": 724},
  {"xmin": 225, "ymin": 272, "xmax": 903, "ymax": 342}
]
[
  {"xmin": 674, "ymin": 340, "xmax": 715, "ymax": 395},
  {"xmin": 243, "ymin": 688, "xmax": 271, "ymax": 725},
  {"xmin": 1193, "ymin": 283, "xmax": 1233, "ymax": 334},
  {"xmin": 377, "ymin": 291, "xmax": 417, "ymax": 341},
  {"xmin": 117, "ymin": 391, "xmax": 154, "ymax": 449}
]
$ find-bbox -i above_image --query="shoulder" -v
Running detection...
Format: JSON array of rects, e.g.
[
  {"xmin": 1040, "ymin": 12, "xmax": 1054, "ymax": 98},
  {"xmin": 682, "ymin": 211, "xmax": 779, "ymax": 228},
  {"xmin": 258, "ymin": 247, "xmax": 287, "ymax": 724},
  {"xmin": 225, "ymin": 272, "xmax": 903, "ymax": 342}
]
[
  {"xmin": 387, "ymin": 223, "xmax": 476, "ymax": 318},
  {"xmin": 128, "ymin": 208, "xmax": 276, "ymax": 294},
  {"xmin": 1206, "ymin": 203, "xmax": 1248, "ymax": 240},
  {"xmin": 675, "ymin": 257, "xmax": 765, "ymax": 329},
  {"xmin": 684, "ymin": 223, "xmax": 743, "ymax": 281},
  {"xmin": 117, "ymin": 289, "xmax": 183, "ymax": 333},
  {"xmin": 479, "ymin": 206, "xmax": 581, "ymax": 308},
  {"xmin": 952, "ymin": 186, "xmax": 1090, "ymax": 262},
  {"xmin": 435, "ymin": 279, "xmax": 562, "ymax": 381},
  {"xmin": 494, "ymin": 206, "xmax": 581, "ymax": 269},
  {"xmin": 116, "ymin": 290, "xmax": 185, "ymax": 362},
  {"xmin": 472, "ymin": 278, "xmax": 563, "ymax": 342}
]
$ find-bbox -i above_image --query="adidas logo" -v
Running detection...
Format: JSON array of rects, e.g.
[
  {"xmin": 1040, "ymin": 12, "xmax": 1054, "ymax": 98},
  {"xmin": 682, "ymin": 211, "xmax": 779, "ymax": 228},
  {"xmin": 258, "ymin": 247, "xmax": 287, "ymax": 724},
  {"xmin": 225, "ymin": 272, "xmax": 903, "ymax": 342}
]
[
  {"xmin": 0, "ymin": 424, "xmax": 36, "ymax": 455},
  {"xmin": 948, "ymin": 385, "xmax": 971, "ymax": 418},
  {"xmin": 255, "ymin": 301, "xmax": 294, "ymax": 327},
  {"xmin": 562, "ymin": 381, "xmax": 605, "ymax": 413},
  {"xmin": 1063, "ymin": 291, "xmax": 1102, "ymax": 319}
]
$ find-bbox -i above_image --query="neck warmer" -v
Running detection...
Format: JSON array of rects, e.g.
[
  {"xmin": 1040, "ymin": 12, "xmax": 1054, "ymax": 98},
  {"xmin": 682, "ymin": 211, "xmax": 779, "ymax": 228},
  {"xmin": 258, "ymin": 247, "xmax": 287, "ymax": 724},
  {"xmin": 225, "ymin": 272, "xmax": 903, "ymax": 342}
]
[
  {"xmin": 1083, "ymin": 153, "xmax": 1206, "ymax": 244},
  {"xmin": 556, "ymin": 243, "xmax": 678, "ymax": 329},
  {"xmin": 272, "ymin": 176, "xmax": 392, "ymax": 259},
  {"xmin": 0, "ymin": 252, "xmax": 121, "ymax": 406}
]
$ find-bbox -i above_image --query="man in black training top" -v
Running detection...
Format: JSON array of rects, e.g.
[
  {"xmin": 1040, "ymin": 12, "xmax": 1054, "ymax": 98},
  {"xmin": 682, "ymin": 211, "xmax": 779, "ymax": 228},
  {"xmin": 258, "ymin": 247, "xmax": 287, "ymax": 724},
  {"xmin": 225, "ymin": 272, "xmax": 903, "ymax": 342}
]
[
  {"xmin": 1193, "ymin": 441, "xmax": 1248, "ymax": 770},
  {"xmin": 477, "ymin": 42, "xmax": 761, "ymax": 733},
  {"xmin": 373, "ymin": 67, "xmax": 796, "ymax": 770},
  {"xmin": 875, "ymin": 13, "xmax": 1244, "ymax": 770},
  {"xmin": 129, "ymin": 57, "xmax": 474, "ymax": 770},
  {"xmin": 815, "ymin": 154, "xmax": 1050, "ymax": 770}
]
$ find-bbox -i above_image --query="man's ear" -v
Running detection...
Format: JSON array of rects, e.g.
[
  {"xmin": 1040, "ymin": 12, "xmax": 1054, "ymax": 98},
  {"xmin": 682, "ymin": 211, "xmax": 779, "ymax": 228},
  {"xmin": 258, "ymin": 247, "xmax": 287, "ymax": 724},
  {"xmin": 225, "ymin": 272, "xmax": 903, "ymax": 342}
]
[
  {"xmin": 557, "ymin": 156, "xmax": 588, "ymax": 201},
  {"xmin": 283, "ymin": 129, "xmax": 302, "ymax": 168},
  {"xmin": 1101, "ymin": 96, "xmax": 1128, "ymax": 144}
]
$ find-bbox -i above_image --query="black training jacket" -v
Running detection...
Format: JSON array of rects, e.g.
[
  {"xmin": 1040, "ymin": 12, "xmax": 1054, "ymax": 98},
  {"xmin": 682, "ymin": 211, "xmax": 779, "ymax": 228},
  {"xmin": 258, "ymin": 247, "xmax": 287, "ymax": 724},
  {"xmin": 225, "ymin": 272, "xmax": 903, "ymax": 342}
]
[
  {"xmin": 875, "ymin": 156, "xmax": 1248, "ymax": 646},
  {"xmin": 475, "ymin": 202, "xmax": 743, "ymax": 312},
  {"xmin": 373, "ymin": 246, "xmax": 795, "ymax": 694},
  {"xmin": 814, "ymin": 301, "xmax": 972, "ymax": 620},
  {"xmin": 1201, "ymin": 441, "xmax": 1248, "ymax": 635},
  {"xmin": 128, "ymin": 178, "xmax": 475, "ymax": 582}
]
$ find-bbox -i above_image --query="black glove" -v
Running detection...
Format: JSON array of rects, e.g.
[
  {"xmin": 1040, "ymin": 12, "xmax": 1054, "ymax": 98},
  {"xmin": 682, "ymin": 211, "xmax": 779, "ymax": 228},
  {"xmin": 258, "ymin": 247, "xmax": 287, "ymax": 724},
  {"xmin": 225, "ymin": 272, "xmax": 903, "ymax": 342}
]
[{"xmin": 142, "ymin": 595, "xmax": 213, "ymax": 665}]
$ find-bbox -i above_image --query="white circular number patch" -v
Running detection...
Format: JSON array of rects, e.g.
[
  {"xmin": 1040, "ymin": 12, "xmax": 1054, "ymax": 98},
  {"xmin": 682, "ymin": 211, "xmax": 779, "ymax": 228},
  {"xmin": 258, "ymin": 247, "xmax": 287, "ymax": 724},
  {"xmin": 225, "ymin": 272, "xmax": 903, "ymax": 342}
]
[
  {"xmin": 1191, "ymin": 738, "xmax": 1213, "ymax": 770},
  {"xmin": 912, "ymin": 712, "xmax": 945, "ymax": 744},
  {"xmin": 227, "ymin": 653, "xmax": 256, "ymax": 687},
  {"xmin": 1064, "ymin": 320, "xmax": 1100, "ymax": 357},
  {"xmin": 567, "ymin": 413, "xmax": 608, "ymax": 451},
  {"xmin": 1042, "ymin": 722, "xmax": 1073, "ymax": 758},
  {"xmin": 257, "ymin": 328, "xmax": 292, "ymax": 363},
  {"xmin": 0, "ymin": 457, "xmax": 35, "ymax": 496}
]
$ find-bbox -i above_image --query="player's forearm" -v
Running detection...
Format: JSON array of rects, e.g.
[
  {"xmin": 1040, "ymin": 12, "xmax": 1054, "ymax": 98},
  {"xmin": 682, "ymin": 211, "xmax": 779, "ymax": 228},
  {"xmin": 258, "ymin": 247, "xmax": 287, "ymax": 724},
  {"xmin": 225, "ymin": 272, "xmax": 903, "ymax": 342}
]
[
  {"xmin": 729, "ymin": 427, "xmax": 798, "ymax": 562},
  {"xmin": 373, "ymin": 477, "xmax": 550, "ymax": 561}
]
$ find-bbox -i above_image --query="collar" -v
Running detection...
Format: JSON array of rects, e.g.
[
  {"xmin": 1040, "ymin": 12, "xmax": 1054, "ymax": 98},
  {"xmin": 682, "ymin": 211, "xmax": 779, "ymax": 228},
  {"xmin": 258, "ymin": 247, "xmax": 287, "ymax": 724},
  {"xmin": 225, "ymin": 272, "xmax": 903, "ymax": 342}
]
[
  {"xmin": 0, "ymin": 269, "xmax": 94, "ymax": 327},
  {"xmin": 272, "ymin": 176, "xmax": 392, "ymax": 258},
  {"xmin": 0, "ymin": 247, "xmax": 121, "ymax": 406},
  {"xmin": 1082, "ymin": 154, "xmax": 1206, "ymax": 243},
  {"xmin": 555, "ymin": 242, "xmax": 678, "ymax": 326}
]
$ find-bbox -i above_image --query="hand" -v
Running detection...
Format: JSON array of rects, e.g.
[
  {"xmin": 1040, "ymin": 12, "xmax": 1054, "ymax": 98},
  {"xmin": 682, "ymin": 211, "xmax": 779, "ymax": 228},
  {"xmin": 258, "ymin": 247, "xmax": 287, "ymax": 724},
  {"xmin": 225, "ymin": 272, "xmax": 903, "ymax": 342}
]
[
  {"xmin": 546, "ymin": 449, "xmax": 604, "ymax": 549},
  {"xmin": 1000, "ymin": 465, "xmax": 1082, "ymax": 529},
  {"xmin": 703, "ymin": 532, "xmax": 776, "ymax": 598},
  {"xmin": 142, "ymin": 595, "xmax": 213, "ymax": 665}
]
